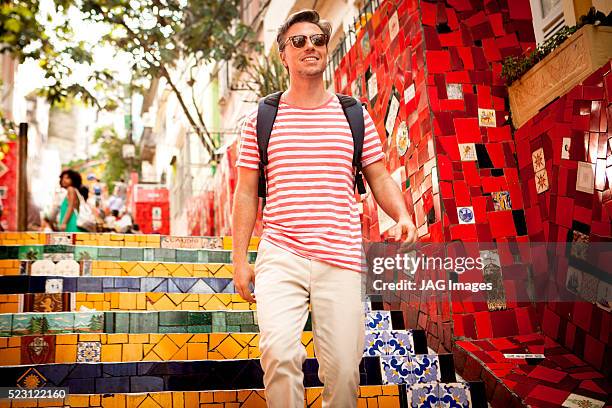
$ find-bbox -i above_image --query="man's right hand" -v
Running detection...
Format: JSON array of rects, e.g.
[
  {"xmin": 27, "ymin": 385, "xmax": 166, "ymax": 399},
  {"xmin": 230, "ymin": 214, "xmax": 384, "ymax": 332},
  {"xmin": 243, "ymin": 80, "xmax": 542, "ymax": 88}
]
[{"xmin": 233, "ymin": 262, "xmax": 256, "ymax": 303}]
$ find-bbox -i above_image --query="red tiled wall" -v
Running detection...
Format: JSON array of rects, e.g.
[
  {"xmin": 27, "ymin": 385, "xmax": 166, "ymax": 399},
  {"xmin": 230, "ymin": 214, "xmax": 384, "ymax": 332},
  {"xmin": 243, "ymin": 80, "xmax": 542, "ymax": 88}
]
[
  {"xmin": 514, "ymin": 62, "xmax": 612, "ymax": 375},
  {"xmin": 334, "ymin": 0, "xmax": 538, "ymax": 351},
  {"xmin": 0, "ymin": 141, "xmax": 19, "ymax": 231}
]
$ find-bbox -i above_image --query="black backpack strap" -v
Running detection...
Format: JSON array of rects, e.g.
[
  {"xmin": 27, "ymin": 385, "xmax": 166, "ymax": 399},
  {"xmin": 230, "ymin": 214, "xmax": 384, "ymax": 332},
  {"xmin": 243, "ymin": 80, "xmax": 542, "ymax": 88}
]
[
  {"xmin": 256, "ymin": 91, "xmax": 283, "ymax": 198},
  {"xmin": 337, "ymin": 93, "xmax": 367, "ymax": 194}
]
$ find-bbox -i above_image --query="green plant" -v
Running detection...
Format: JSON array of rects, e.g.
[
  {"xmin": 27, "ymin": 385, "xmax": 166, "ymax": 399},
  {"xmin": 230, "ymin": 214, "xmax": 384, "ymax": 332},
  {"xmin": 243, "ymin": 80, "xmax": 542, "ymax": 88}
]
[
  {"xmin": 502, "ymin": 8, "xmax": 611, "ymax": 85},
  {"xmin": 239, "ymin": 51, "xmax": 290, "ymax": 100}
]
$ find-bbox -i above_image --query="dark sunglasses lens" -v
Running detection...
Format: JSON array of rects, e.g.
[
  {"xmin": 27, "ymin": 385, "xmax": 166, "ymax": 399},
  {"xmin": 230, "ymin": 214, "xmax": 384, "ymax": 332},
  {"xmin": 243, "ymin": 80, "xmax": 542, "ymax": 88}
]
[
  {"xmin": 291, "ymin": 36, "xmax": 307, "ymax": 48},
  {"xmin": 311, "ymin": 34, "xmax": 327, "ymax": 46}
]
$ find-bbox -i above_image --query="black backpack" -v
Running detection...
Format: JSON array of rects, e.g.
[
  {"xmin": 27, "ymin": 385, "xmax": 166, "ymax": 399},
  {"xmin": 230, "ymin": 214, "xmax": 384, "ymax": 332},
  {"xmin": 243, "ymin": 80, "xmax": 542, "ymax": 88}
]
[{"xmin": 256, "ymin": 91, "xmax": 367, "ymax": 202}]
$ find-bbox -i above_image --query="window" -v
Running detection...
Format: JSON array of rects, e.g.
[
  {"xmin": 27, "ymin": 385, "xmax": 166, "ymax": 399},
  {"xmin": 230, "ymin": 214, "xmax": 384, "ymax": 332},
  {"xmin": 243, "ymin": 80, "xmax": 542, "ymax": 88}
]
[{"xmin": 529, "ymin": 0, "xmax": 566, "ymax": 44}]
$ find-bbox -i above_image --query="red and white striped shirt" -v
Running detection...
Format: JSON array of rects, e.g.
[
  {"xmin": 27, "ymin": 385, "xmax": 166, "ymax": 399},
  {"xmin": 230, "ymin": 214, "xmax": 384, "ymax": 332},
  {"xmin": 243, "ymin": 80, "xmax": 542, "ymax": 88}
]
[{"xmin": 236, "ymin": 94, "xmax": 384, "ymax": 273}]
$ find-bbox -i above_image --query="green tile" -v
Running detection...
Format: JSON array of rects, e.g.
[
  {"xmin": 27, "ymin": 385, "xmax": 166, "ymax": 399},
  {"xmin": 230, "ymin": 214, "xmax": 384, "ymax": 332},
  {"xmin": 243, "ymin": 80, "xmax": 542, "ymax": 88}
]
[
  {"xmin": 104, "ymin": 312, "xmax": 114, "ymax": 333},
  {"xmin": 0, "ymin": 246, "xmax": 18, "ymax": 260},
  {"xmin": 0, "ymin": 314, "xmax": 12, "ymax": 336},
  {"xmin": 45, "ymin": 245, "xmax": 73, "ymax": 254},
  {"xmin": 212, "ymin": 311, "xmax": 226, "ymax": 332},
  {"xmin": 247, "ymin": 252, "xmax": 257, "ymax": 263},
  {"xmin": 46, "ymin": 313, "xmax": 75, "ymax": 334},
  {"xmin": 159, "ymin": 311, "xmax": 189, "ymax": 326},
  {"xmin": 208, "ymin": 251, "xmax": 230, "ymax": 264},
  {"xmin": 130, "ymin": 312, "xmax": 158, "ymax": 333},
  {"xmin": 18, "ymin": 246, "xmax": 43, "ymax": 260},
  {"xmin": 159, "ymin": 325, "xmax": 188, "ymax": 333},
  {"xmin": 115, "ymin": 312, "xmax": 130, "ymax": 333},
  {"xmin": 226, "ymin": 312, "xmax": 253, "ymax": 326},
  {"xmin": 188, "ymin": 325, "xmax": 211, "ymax": 333},
  {"xmin": 75, "ymin": 247, "xmax": 98, "ymax": 261},
  {"xmin": 176, "ymin": 250, "xmax": 198, "ymax": 263},
  {"xmin": 304, "ymin": 315, "xmax": 312, "ymax": 331},
  {"xmin": 74, "ymin": 312, "xmax": 103, "ymax": 333},
  {"xmin": 241, "ymin": 324, "xmax": 259, "ymax": 332},
  {"xmin": 144, "ymin": 248, "xmax": 155, "ymax": 261},
  {"xmin": 197, "ymin": 251, "xmax": 209, "ymax": 263},
  {"xmin": 120, "ymin": 248, "xmax": 143, "ymax": 261},
  {"xmin": 154, "ymin": 248, "xmax": 176, "ymax": 262},
  {"xmin": 98, "ymin": 248, "xmax": 121, "ymax": 259},
  {"xmin": 188, "ymin": 312, "xmax": 211, "ymax": 326},
  {"xmin": 227, "ymin": 325, "xmax": 240, "ymax": 332}
]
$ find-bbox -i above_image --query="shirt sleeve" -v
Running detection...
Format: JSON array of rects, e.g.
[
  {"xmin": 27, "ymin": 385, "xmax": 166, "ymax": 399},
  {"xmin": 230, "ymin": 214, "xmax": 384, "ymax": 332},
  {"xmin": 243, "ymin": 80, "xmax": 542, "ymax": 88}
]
[
  {"xmin": 236, "ymin": 110, "xmax": 260, "ymax": 170},
  {"xmin": 361, "ymin": 107, "xmax": 385, "ymax": 168}
]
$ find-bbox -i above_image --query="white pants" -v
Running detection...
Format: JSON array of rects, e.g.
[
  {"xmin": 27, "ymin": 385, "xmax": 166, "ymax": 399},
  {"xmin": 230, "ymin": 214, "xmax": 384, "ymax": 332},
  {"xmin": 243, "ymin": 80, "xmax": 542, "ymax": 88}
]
[{"xmin": 254, "ymin": 239, "xmax": 365, "ymax": 408}]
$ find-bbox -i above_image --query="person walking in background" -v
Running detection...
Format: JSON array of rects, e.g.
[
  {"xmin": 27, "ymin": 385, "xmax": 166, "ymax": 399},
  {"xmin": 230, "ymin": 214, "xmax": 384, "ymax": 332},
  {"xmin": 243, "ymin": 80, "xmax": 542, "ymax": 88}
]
[
  {"xmin": 232, "ymin": 9, "xmax": 416, "ymax": 408},
  {"xmin": 58, "ymin": 169, "xmax": 87, "ymax": 232}
]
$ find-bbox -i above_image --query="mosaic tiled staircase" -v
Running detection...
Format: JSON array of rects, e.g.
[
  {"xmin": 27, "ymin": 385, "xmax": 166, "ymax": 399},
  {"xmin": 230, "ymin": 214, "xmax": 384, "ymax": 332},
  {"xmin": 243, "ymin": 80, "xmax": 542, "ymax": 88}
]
[{"xmin": 0, "ymin": 232, "xmax": 488, "ymax": 407}]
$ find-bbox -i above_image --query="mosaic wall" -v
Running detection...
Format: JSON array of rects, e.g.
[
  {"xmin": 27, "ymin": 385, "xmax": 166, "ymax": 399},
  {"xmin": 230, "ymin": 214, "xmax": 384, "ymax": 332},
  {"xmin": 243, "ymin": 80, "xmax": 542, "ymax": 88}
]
[
  {"xmin": 332, "ymin": 0, "xmax": 611, "ymax": 406},
  {"xmin": 0, "ymin": 141, "xmax": 19, "ymax": 231},
  {"xmin": 514, "ymin": 62, "xmax": 612, "ymax": 375}
]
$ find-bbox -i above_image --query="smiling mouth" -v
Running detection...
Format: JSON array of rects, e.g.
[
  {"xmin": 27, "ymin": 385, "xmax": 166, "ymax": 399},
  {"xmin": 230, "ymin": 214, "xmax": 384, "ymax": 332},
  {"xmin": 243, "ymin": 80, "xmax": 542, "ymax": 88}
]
[{"xmin": 302, "ymin": 56, "xmax": 319, "ymax": 62}]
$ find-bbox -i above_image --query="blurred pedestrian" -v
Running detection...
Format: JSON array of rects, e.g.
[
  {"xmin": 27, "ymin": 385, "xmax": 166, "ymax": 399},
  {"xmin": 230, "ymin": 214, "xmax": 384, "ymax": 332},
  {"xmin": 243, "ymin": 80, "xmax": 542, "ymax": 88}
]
[{"xmin": 58, "ymin": 169, "xmax": 87, "ymax": 232}]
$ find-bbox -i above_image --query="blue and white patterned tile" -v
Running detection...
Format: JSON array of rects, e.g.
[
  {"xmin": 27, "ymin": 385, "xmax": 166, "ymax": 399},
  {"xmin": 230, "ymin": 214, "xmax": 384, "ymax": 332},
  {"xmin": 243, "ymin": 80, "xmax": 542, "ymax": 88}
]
[
  {"xmin": 365, "ymin": 310, "xmax": 391, "ymax": 331},
  {"xmin": 407, "ymin": 383, "xmax": 440, "ymax": 408},
  {"xmin": 363, "ymin": 331, "xmax": 388, "ymax": 356},
  {"xmin": 380, "ymin": 355, "xmax": 415, "ymax": 385},
  {"xmin": 387, "ymin": 330, "xmax": 415, "ymax": 356},
  {"xmin": 412, "ymin": 354, "xmax": 441, "ymax": 384},
  {"xmin": 77, "ymin": 341, "xmax": 101, "ymax": 363},
  {"xmin": 438, "ymin": 382, "xmax": 472, "ymax": 408}
]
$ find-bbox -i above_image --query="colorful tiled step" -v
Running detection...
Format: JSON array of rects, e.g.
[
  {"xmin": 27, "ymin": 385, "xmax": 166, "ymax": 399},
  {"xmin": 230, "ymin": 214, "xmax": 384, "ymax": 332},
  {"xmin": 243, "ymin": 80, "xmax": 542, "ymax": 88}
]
[
  {"xmin": 0, "ymin": 260, "xmax": 242, "ymax": 278},
  {"xmin": 0, "ymin": 333, "xmax": 315, "ymax": 365},
  {"xmin": 0, "ymin": 293, "xmax": 256, "ymax": 312},
  {"xmin": 0, "ymin": 232, "xmax": 260, "ymax": 250},
  {"xmin": 0, "ymin": 276, "xmax": 235, "ymax": 294},
  {"xmin": 0, "ymin": 311, "xmax": 267, "ymax": 336},
  {"xmin": 0, "ymin": 356, "xmax": 459, "ymax": 393},
  {"xmin": 1, "ymin": 329, "xmax": 429, "ymax": 366},
  {"xmin": 0, "ymin": 385, "xmax": 402, "ymax": 408},
  {"xmin": 0, "ymin": 245, "xmax": 257, "ymax": 264}
]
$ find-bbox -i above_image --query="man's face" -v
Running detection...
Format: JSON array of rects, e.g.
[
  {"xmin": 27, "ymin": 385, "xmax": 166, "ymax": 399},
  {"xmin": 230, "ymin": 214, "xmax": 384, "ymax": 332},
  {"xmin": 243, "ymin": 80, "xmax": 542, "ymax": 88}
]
[{"xmin": 280, "ymin": 22, "xmax": 328, "ymax": 79}]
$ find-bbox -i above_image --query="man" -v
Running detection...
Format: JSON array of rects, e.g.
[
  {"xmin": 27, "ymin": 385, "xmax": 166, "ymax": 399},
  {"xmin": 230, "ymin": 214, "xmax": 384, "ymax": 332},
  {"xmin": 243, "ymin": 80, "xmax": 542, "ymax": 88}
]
[{"xmin": 232, "ymin": 9, "xmax": 416, "ymax": 408}]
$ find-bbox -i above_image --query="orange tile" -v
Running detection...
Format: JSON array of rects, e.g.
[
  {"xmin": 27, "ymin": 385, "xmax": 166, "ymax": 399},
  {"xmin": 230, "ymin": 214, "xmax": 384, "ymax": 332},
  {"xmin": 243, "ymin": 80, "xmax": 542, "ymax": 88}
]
[
  {"xmin": 56, "ymin": 334, "xmax": 78, "ymax": 345},
  {"xmin": 122, "ymin": 343, "xmax": 143, "ymax": 362},
  {"xmin": 78, "ymin": 334, "xmax": 101, "ymax": 342},
  {"xmin": 106, "ymin": 334, "xmax": 129, "ymax": 344},
  {"xmin": 55, "ymin": 344, "xmax": 77, "ymax": 363},
  {"xmin": 128, "ymin": 334, "xmax": 149, "ymax": 344},
  {"xmin": 187, "ymin": 343, "xmax": 206, "ymax": 360},
  {"xmin": 0, "ymin": 348, "xmax": 20, "ymax": 365},
  {"xmin": 152, "ymin": 335, "xmax": 179, "ymax": 360},
  {"xmin": 101, "ymin": 344, "xmax": 122, "ymax": 362}
]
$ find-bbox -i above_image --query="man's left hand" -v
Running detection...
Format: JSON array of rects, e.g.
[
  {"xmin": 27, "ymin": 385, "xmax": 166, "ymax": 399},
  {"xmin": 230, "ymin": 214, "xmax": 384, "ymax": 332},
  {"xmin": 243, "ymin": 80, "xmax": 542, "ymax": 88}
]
[{"xmin": 389, "ymin": 216, "xmax": 417, "ymax": 243}]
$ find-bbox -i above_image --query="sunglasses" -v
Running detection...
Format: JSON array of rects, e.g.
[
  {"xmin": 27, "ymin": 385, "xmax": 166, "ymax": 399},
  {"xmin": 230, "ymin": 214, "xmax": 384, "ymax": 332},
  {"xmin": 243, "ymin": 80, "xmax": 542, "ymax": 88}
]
[{"xmin": 283, "ymin": 34, "xmax": 329, "ymax": 50}]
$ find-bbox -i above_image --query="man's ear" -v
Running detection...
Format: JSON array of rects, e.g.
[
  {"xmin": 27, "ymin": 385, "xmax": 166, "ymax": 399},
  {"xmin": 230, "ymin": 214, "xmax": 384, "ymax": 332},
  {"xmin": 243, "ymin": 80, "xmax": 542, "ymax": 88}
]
[{"xmin": 280, "ymin": 52, "xmax": 288, "ymax": 68}]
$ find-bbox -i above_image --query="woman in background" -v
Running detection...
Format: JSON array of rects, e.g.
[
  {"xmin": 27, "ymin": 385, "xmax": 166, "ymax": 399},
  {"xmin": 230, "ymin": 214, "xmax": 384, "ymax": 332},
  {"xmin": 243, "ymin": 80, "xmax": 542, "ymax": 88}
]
[{"xmin": 58, "ymin": 169, "xmax": 88, "ymax": 232}]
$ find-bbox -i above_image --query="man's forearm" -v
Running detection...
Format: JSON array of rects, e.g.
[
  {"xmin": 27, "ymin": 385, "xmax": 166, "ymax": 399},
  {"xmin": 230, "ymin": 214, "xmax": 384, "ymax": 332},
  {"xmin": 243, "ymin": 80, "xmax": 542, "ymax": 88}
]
[
  {"xmin": 370, "ymin": 174, "xmax": 411, "ymax": 222},
  {"xmin": 231, "ymin": 190, "xmax": 259, "ymax": 265}
]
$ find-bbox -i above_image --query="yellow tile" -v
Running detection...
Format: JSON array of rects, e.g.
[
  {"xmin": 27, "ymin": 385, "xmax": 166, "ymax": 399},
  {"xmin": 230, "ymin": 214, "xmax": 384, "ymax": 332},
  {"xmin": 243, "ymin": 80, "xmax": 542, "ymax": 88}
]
[
  {"xmin": 152, "ymin": 335, "xmax": 179, "ymax": 360},
  {"xmin": 173, "ymin": 345, "xmax": 188, "ymax": 361},
  {"xmin": 55, "ymin": 344, "xmax": 77, "ymax": 363},
  {"xmin": 181, "ymin": 301, "xmax": 199, "ymax": 310},
  {"xmin": 128, "ymin": 334, "xmax": 150, "ymax": 343},
  {"xmin": 0, "ymin": 348, "xmax": 20, "ymax": 365},
  {"xmin": 7, "ymin": 337, "xmax": 21, "ymax": 347},
  {"xmin": 189, "ymin": 334, "xmax": 209, "ymax": 343},
  {"xmin": 184, "ymin": 392, "xmax": 199, "ymax": 407},
  {"xmin": 66, "ymin": 395, "xmax": 90, "ymax": 407},
  {"xmin": 151, "ymin": 393, "xmax": 171, "ymax": 408},
  {"xmin": 187, "ymin": 343, "xmax": 206, "ymax": 360},
  {"xmin": 122, "ymin": 343, "xmax": 143, "ymax": 362},
  {"xmin": 167, "ymin": 334, "xmax": 191, "ymax": 348},
  {"xmin": 121, "ymin": 293, "xmax": 139, "ymax": 310},
  {"xmin": 106, "ymin": 334, "xmax": 128, "ymax": 344},
  {"xmin": 172, "ymin": 392, "xmax": 185, "ymax": 408},
  {"xmin": 90, "ymin": 395, "xmax": 101, "ymax": 406},
  {"xmin": 149, "ymin": 294, "xmax": 177, "ymax": 311},
  {"xmin": 56, "ymin": 335, "xmax": 78, "ymax": 345},
  {"xmin": 101, "ymin": 344, "xmax": 122, "ymax": 362},
  {"xmin": 125, "ymin": 393, "xmax": 147, "ymax": 407},
  {"xmin": 78, "ymin": 334, "xmax": 101, "ymax": 342},
  {"xmin": 142, "ymin": 350, "xmax": 162, "ymax": 361}
]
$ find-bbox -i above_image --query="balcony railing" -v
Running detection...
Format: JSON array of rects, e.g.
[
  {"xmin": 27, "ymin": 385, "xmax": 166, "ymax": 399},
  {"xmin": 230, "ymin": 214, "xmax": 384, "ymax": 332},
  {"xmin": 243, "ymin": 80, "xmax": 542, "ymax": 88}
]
[{"xmin": 324, "ymin": 0, "xmax": 381, "ymax": 89}]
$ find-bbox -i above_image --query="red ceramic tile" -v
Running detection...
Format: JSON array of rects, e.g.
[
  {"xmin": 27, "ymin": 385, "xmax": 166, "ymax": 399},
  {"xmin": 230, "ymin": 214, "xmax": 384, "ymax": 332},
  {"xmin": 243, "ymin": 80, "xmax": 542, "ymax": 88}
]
[
  {"xmin": 529, "ymin": 365, "xmax": 568, "ymax": 383},
  {"xmin": 454, "ymin": 118, "xmax": 481, "ymax": 143},
  {"xmin": 526, "ymin": 385, "xmax": 570, "ymax": 405},
  {"xmin": 487, "ymin": 211, "xmax": 517, "ymax": 237}
]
